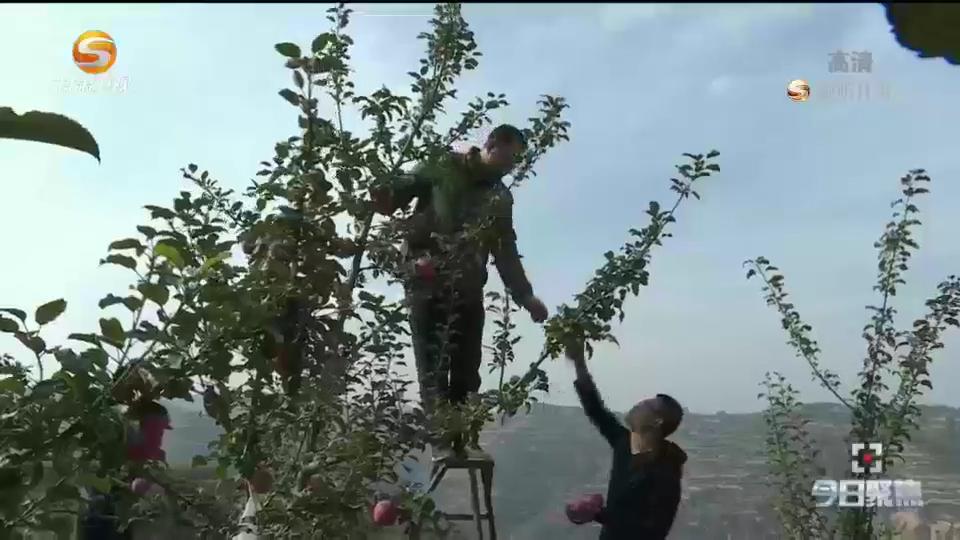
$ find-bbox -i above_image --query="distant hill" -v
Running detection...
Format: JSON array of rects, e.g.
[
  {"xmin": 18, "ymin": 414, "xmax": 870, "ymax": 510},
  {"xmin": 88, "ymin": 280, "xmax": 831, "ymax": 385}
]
[
  {"xmin": 162, "ymin": 401, "xmax": 220, "ymax": 466},
  {"xmin": 162, "ymin": 401, "xmax": 960, "ymax": 539}
]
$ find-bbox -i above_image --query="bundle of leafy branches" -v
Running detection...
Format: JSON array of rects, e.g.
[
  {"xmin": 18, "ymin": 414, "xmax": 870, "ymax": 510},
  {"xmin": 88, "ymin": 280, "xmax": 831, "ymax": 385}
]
[
  {"xmin": 0, "ymin": 4, "xmax": 720, "ymax": 538},
  {"xmin": 749, "ymin": 169, "xmax": 960, "ymax": 539}
]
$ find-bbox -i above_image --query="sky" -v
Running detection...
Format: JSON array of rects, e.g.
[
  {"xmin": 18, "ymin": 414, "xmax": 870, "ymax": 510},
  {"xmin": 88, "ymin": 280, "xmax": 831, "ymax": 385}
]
[{"xmin": 1, "ymin": 3, "xmax": 959, "ymax": 415}]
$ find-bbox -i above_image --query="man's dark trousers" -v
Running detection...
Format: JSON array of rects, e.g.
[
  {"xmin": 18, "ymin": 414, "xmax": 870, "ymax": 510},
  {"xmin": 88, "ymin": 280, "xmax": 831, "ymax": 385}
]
[{"xmin": 407, "ymin": 286, "xmax": 485, "ymax": 414}]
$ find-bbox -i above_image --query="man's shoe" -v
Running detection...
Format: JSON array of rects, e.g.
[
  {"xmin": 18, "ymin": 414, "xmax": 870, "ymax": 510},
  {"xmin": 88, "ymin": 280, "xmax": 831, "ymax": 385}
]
[
  {"xmin": 431, "ymin": 435, "xmax": 469, "ymax": 462},
  {"xmin": 430, "ymin": 440, "xmax": 455, "ymax": 462}
]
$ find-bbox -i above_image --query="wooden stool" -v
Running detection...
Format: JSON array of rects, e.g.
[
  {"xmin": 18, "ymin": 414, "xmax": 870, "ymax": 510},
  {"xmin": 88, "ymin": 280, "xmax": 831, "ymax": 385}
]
[{"xmin": 417, "ymin": 450, "xmax": 497, "ymax": 539}]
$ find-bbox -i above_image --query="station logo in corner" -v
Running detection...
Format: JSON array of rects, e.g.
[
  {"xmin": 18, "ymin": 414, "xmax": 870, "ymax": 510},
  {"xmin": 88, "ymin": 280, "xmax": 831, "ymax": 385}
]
[{"xmin": 73, "ymin": 30, "xmax": 116, "ymax": 74}]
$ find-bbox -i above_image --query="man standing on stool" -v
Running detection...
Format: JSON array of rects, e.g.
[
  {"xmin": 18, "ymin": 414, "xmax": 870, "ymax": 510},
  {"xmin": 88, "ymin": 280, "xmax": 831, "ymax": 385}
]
[{"xmin": 371, "ymin": 125, "xmax": 548, "ymax": 454}]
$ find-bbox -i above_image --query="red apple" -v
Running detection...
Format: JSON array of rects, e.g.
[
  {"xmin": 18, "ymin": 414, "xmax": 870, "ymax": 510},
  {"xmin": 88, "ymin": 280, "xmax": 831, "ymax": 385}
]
[
  {"xmin": 414, "ymin": 257, "xmax": 436, "ymax": 281},
  {"xmin": 131, "ymin": 477, "xmax": 152, "ymax": 496},
  {"xmin": 249, "ymin": 468, "xmax": 274, "ymax": 494},
  {"xmin": 565, "ymin": 494, "xmax": 602, "ymax": 525},
  {"xmin": 371, "ymin": 499, "xmax": 399, "ymax": 526}
]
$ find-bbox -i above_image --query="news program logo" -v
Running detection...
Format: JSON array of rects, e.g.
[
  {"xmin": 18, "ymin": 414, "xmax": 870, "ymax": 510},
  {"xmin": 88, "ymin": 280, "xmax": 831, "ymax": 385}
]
[
  {"xmin": 787, "ymin": 79, "xmax": 810, "ymax": 102},
  {"xmin": 852, "ymin": 442, "xmax": 882, "ymax": 474},
  {"xmin": 73, "ymin": 30, "xmax": 116, "ymax": 74},
  {"xmin": 812, "ymin": 442, "xmax": 923, "ymax": 509}
]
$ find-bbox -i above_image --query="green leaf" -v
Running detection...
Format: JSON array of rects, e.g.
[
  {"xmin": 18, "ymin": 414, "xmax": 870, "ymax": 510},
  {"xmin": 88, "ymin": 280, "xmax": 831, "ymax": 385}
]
[
  {"xmin": 137, "ymin": 225, "xmax": 158, "ymax": 239},
  {"xmin": 144, "ymin": 205, "xmax": 176, "ymax": 220},
  {"xmin": 0, "ymin": 107, "xmax": 100, "ymax": 161},
  {"xmin": 17, "ymin": 333, "xmax": 46, "ymax": 355},
  {"xmin": 138, "ymin": 283, "xmax": 170, "ymax": 306},
  {"xmin": 55, "ymin": 349, "xmax": 91, "ymax": 374},
  {"xmin": 30, "ymin": 379, "xmax": 66, "ymax": 400},
  {"xmin": 107, "ymin": 238, "xmax": 145, "ymax": 253},
  {"xmin": 99, "ymin": 294, "xmax": 125, "ymax": 310},
  {"xmin": 99, "ymin": 318, "xmax": 125, "ymax": 345},
  {"xmin": 275, "ymin": 42, "xmax": 301, "ymax": 58},
  {"xmin": 0, "ymin": 316, "xmax": 18, "ymax": 333},
  {"xmin": 311, "ymin": 33, "xmax": 332, "ymax": 53},
  {"xmin": 167, "ymin": 353, "xmax": 184, "ymax": 370},
  {"xmin": 357, "ymin": 290, "xmax": 379, "ymax": 303},
  {"xmin": 80, "ymin": 348, "xmax": 109, "ymax": 369},
  {"xmin": 200, "ymin": 251, "xmax": 231, "ymax": 275},
  {"xmin": 100, "ymin": 294, "xmax": 142, "ymax": 312},
  {"xmin": 68, "ymin": 333, "xmax": 101, "ymax": 346},
  {"xmin": 0, "ymin": 377, "xmax": 26, "ymax": 395},
  {"xmin": 163, "ymin": 377, "xmax": 193, "ymax": 401},
  {"xmin": 78, "ymin": 473, "xmax": 112, "ymax": 493},
  {"xmin": 109, "ymin": 238, "xmax": 143, "ymax": 252},
  {"xmin": 35, "ymin": 299, "xmax": 67, "ymax": 325},
  {"xmin": 0, "ymin": 308, "xmax": 27, "ymax": 322},
  {"xmin": 101, "ymin": 254, "xmax": 137, "ymax": 270},
  {"xmin": 279, "ymin": 89, "xmax": 300, "ymax": 106},
  {"xmin": 122, "ymin": 296, "xmax": 143, "ymax": 312},
  {"xmin": 155, "ymin": 242, "xmax": 185, "ymax": 269}
]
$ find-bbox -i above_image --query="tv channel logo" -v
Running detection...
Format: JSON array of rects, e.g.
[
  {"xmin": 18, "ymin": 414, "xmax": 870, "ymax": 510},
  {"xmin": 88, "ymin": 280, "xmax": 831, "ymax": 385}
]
[
  {"xmin": 73, "ymin": 30, "xmax": 116, "ymax": 74},
  {"xmin": 851, "ymin": 442, "xmax": 882, "ymax": 474},
  {"xmin": 812, "ymin": 442, "xmax": 923, "ymax": 508}
]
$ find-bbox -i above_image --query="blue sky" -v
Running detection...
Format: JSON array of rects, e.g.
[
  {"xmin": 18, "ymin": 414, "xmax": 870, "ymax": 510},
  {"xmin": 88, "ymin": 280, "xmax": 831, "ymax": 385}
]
[{"xmin": 2, "ymin": 3, "xmax": 959, "ymax": 414}]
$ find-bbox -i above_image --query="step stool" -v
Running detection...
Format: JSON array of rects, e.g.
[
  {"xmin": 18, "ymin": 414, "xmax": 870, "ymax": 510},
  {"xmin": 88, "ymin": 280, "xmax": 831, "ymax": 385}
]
[{"xmin": 414, "ymin": 450, "xmax": 497, "ymax": 539}]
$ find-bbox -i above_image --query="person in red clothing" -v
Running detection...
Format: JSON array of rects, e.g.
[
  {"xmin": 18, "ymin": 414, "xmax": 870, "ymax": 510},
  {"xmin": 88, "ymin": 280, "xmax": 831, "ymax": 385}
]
[
  {"xmin": 80, "ymin": 401, "xmax": 172, "ymax": 540},
  {"xmin": 126, "ymin": 400, "xmax": 172, "ymax": 462},
  {"xmin": 564, "ymin": 337, "xmax": 687, "ymax": 540}
]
